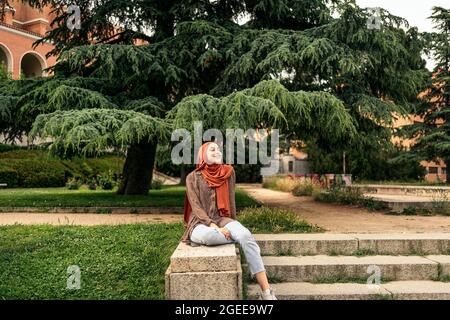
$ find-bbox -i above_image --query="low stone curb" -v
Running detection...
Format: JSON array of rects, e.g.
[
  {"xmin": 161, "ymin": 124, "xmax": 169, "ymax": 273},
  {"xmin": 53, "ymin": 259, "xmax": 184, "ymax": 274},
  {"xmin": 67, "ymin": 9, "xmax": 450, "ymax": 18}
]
[
  {"xmin": 0, "ymin": 206, "xmax": 185, "ymax": 214},
  {"xmin": 0, "ymin": 206, "xmax": 250, "ymax": 214}
]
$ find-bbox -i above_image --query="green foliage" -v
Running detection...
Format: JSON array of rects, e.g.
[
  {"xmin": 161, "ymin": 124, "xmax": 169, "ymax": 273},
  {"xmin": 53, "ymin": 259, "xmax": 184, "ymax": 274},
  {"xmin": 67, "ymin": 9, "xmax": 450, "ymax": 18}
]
[
  {"xmin": 307, "ymin": 140, "xmax": 426, "ymax": 181},
  {"xmin": 97, "ymin": 171, "xmax": 116, "ymax": 190},
  {"xmin": 238, "ymin": 206, "xmax": 324, "ymax": 233},
  {"xmin": 66, "ymin": 177, "xmax": 82, "ymax": 190},
  {"xmin": 397, "ymin": 6, "xmax": 450, "ymax": 181},
  {"xmin": 0, "ymin": 148, "xmax": 124, "ymax": 188},
  {"xmin": 0, "ymin": 158, "xmax": 67, "ymax": 188},
  {"xmin": 150, "ymin": 179, "xmax": 163, "ymax": 190},
  {"xmin": 30, "ymin": 108, "xmax": 171, "ymax": 156},
  {"xmin": 0, "ymin": 63, "xmax": 11, "ymax": 80},
  {"xmin": 313, "ymin": 186, "xmax": 388, "ymax": 211},
  {"xmin": 0, "ymin": 143, "xmax": 21, "ymax": 153},
  {"xmin": 0, "ymin": 0, "xmax": 431, "ymax": 195},
  {"xmin": 0, "ymin": 169, "xmax": 19, "ymax": 187},
  {"xmin": 234, "ymin": 164, "xmax": 262, "ymax": 183},
  {"xmin": 292, "ymin": 180, "xmax": 321, "ymax": 196},
  {"xmin": 87, "ymin": 178, "xmax": 98, "ymax": 190},
  {"xmin": 0, "ymin": 186, "xmax": 258, "ymax": 208}
]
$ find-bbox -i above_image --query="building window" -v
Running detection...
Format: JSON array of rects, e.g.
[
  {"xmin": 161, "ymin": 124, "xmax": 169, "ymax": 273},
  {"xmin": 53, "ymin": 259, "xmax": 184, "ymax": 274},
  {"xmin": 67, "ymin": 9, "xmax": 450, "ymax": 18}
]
[
  {"xmin": 288, "ymin": 161, "xmax": 294, "ymax": 173},
  {"xmin": 442, "ymin": 168, "xmax": 447, "ymax": 175},
  {"xmin": 428, "ymin": 167, "xmax": 439, "ymax": 174}
]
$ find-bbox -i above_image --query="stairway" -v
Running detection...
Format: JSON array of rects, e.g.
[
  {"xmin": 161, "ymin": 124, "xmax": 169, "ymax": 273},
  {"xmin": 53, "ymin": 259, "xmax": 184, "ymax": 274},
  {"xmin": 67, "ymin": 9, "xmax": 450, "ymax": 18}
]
[{"xmin": 245, "ymin": 233, "xmax": 450, "ymax": 300}]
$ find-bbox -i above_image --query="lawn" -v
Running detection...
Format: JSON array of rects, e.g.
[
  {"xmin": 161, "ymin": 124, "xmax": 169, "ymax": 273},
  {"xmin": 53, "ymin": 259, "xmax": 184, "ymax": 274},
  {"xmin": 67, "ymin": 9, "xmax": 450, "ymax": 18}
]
[
  {"xmin": 0, "ymin": 207, "xmax": 321, "ymax": 299},
  {"xmin": 0, "ymin": 185, "xmax": 259, "ymax": 208},
  {"xmin": 0, "ymin": 223, "xmax": 184, "ymax": 299}
]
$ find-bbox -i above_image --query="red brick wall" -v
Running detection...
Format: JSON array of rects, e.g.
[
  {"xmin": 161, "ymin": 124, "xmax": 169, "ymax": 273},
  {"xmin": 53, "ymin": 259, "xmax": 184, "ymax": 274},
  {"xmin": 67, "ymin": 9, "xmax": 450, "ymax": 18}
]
[{"xmin": 0, "ymin": 0, "xmax": 57, "ymax": 79}]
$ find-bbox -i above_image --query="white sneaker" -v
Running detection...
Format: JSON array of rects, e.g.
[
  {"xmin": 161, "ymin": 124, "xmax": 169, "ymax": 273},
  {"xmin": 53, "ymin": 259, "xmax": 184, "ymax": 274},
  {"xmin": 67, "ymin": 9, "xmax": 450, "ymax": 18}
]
[{"xmin": 260, "ymin": 287, "xmax": 277, "ymax": 300}]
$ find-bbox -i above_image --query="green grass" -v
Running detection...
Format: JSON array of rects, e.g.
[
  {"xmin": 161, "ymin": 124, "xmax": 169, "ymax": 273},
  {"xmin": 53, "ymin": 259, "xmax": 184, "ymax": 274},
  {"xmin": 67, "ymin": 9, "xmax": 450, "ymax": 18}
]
[
  {"xmin": 0, "ymin": 223, "xmax": 184, "ymax": 299},
  {"xmin": 0, "ymin": 185, "xmax": 259, "ymax": 208},
  {"xmin": 238, "ymin": 206, "xmax": 324, "ymax": 233}
]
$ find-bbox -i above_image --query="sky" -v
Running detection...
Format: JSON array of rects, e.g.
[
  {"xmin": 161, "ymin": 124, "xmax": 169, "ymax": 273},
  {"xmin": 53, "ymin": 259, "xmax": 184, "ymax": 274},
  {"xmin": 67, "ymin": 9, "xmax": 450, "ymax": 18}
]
[{"xmin": 356, "ymin": 0, "xmax": 449, "ymax": 70}]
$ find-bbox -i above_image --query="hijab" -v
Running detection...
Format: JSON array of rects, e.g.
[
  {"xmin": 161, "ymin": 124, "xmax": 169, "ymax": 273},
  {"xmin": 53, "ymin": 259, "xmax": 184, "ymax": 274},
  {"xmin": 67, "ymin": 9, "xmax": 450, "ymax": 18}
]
[{"xmin": 184, "ymin": 142, "xmax": 234, "ymax": 224}]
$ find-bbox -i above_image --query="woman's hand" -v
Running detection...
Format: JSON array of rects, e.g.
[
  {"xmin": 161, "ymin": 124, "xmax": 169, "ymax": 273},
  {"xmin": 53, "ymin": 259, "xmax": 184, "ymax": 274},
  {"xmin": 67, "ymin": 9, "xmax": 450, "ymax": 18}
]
[
  {"xmin": 209, "ymin": 222, "xmax": 219, "ymax": 229},
  {"xmin": 219, "ymin": 227, "xmax": 231, "ymax": 240},
  {"xmin": 209, "ymin": 223, "xmax": 231, "ymax": 240}
]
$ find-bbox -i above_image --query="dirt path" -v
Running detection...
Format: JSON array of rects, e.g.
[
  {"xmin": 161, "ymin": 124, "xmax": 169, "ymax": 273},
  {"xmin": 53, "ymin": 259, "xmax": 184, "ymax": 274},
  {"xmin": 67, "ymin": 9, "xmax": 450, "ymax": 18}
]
[
  {"xmin": 0, "ymin": 213, "xmax": 183, "ymax": 226},
  {"xmin": 238, "ymin": 184, "xmax": 450, "ymax": 233}
]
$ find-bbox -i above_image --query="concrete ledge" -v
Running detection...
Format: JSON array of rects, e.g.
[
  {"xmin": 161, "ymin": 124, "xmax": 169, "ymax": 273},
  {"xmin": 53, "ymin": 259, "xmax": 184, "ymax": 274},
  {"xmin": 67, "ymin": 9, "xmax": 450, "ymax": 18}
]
[
  {"xmin": 426, "ymin": 255, "xmax": 450, "ymax": 277},
  {"xmin": 247, "ymin": 281, "xmax": 450, "ymax": 300},
  {"xmin": 247, "ymin": 282, "xmax": 390, "ymax": 300},
  {"xmin": 353, "ymin": 184, "xmax": 450, "ymax": 197},
  {"xmin": 165, "ymin": 244, "xmax": 242, "ymax": 300},
  {"xmin": 356, "ymin": 233, "xmax": 450, "ymax": 255},
  {"xmin": 170, "ymin": 242, "xmax": 238, "ymax": 273},
  {"xmin": 382, "ymin": 281, "xmax": 450, "ymax": 300},
  {"xmin": 261, "ymin": 255, "xmax": 439, "ymax": 282},
  {"xmin": 254, "ymin": 233, "xmax": 450, "ymax": 255},
  {"xmin": 255, "ymin": 234, "xmax": 358, "ymax": 255}
]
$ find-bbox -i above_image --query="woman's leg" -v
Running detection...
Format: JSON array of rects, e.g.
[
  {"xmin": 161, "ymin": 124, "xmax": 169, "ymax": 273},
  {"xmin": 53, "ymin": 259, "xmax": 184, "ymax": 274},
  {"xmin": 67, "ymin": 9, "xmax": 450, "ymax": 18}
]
[
  {"xmin": 224, "ymin": 220, "xmax": 270, "ymax": 291},
  {"xmin": 191, "ymin": 223, "xmax": 234, "ymax": 246}
]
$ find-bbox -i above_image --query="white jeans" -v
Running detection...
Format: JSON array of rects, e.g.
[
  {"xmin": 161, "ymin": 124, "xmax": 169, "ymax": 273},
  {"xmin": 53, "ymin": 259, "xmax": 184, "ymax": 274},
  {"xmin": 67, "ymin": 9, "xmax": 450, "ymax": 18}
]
[{"xmin": 190, "ymin": 220, "xmax": 266, "ymax": 277}]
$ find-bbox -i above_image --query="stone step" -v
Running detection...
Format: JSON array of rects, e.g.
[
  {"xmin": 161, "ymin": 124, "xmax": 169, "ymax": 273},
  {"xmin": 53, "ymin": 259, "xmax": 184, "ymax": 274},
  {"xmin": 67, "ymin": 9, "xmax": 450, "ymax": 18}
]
[
  {"xmin": 254, "ymin": 233, "xmax": 450, "ymax": 255},
  {"xmin": 247, "ymin": 281, "xmax": 450, "ymax": 300},
  {"xmin": 353, "ymin": 184, "xmax": 450, "ymax": 197},
  {"xmin": 257, "ymin": 255, "xmax": 446, "ymax": 282}
]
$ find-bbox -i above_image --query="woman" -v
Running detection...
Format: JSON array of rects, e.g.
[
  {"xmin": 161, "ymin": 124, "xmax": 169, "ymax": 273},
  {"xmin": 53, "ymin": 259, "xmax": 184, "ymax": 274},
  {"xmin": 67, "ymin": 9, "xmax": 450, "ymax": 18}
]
[{"xmin": 181, "ymin": 141, "xmax": 277, "ymax": 300}]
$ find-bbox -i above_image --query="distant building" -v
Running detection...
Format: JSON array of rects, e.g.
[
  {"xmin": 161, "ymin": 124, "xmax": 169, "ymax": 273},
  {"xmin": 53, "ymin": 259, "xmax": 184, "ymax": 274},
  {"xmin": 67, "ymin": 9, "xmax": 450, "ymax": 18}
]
[
  {"xmin": 392, "ymin": 114, "xmax": 446, "ymax": 183},
  {"xmin": 278, "ymin": 148, "xmax": 311, "ymax": 175},
  {"xmin": 0, "ymin": 0, "xmax": 57, "ymax": 79}
]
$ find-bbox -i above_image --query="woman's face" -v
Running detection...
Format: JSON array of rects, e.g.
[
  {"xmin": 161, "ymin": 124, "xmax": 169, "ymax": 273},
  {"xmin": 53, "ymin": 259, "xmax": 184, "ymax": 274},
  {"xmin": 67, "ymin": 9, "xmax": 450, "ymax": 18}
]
[{"xmin": 205, "ymin": 143, "xmax": 222, "ymax": 164}]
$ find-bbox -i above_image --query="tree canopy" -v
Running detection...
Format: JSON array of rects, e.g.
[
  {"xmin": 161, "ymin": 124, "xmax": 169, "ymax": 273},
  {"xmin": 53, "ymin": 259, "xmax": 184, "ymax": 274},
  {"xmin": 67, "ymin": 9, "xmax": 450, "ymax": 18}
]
[
  {"xmin": 0, "ymin": 0, "xmax": 430, "ymax": 192},
  {"xmin": 397, "ymin": 6, "xmax": 450, "ymax": 182}
]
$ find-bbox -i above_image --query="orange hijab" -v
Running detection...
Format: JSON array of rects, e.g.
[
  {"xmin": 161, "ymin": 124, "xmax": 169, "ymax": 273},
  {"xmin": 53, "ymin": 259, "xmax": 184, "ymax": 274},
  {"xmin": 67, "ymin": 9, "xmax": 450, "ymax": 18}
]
[{"xmin": 184, "ymin": 142, "xmax": 234, "ymax": 225}]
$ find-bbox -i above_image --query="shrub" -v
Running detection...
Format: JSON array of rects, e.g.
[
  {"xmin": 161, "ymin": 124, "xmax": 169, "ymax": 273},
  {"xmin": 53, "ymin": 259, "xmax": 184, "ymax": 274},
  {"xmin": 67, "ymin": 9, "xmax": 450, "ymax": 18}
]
[
  {"xmin": 238, "ymin": 206, "xmax": 324, "ymax": 233},
  {"xmin": 87, "ymin": 178, "xmax": 98, "ymax": 190},
  {"xmin": 0, "ymin": 148, "xmax": 123, "ymax": 188},
  {"xmin": 0, "ymin": 158, "xmax": 67, "ymax": 188},
  {"xmin": 262, "ymin": 176, "xmax": 279, "ymax": 189},
  {"xmin": 151, "ymin": 179, "xmax": 163, "ymax": 190},
  {"xmin": 274, "ymin": 177, "xmax": 299, "ymax": 192},
  {"xmin": 0, "ymin": 169, "xmax": 19, "ymax": 187},
  {"xmin": 98, "ymin": 171, "xmax": 116, "ymax": 190},
  {"xmin": 292, "ymin": 180, "xmax": 321, "ymax": 196},
  {"xmin": 234, "ymin": 164, "xmax": 262, "ymax": 183},
  {"xmin": 313, "ymin": 186, "xmax": 387, "ymax": 211},
  {"xmin": 0, "ymin": 144, "xmax": 21, "ymax": 153},
  {"xmin": 262, "ymin": 175, "xmax": 307, "ymax": 193},
  {"xmin": 66, "ymin": 177, "xmax": 82, "ymax": 190}
]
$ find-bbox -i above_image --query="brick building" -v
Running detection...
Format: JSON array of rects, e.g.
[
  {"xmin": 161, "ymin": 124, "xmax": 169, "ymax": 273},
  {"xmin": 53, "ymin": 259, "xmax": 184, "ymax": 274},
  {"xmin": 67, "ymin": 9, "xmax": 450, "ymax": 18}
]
[
  {"xmin": 0, "ymin": 0, "xmax": 56, "ymax": 79},
  {"xmin": 392, "ymin": 114, "xmax": 447, "ymax": 183}
]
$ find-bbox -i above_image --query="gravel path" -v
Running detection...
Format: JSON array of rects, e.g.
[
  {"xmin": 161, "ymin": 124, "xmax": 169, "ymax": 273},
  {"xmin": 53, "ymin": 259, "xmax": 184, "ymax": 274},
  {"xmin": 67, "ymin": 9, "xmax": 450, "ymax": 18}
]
[
  {"xmin": 239, "ymin": 184, "xmax": 450, "ymax": 233},
  {"xmin": 0, "ymin": 213, "xmax": 183, "ymax": 226},
  {"xmin": 1, "ymin": 184, "xmax": 449, "ymax": 232}
]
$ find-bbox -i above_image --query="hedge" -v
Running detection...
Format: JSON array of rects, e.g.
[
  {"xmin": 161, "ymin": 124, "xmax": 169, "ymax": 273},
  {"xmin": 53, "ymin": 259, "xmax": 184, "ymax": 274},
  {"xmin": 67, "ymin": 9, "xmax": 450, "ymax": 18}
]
[{"xmin": 0, "ymin": 148, "xmax": 124, "ymax": 188}]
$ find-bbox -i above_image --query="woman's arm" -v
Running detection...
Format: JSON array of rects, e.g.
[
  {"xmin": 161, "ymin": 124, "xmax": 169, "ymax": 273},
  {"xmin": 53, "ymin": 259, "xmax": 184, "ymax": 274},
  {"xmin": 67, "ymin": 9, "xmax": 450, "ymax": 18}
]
[{"xmin": 186, "ymin": 173, "xmax": 213, "ymax": 226}]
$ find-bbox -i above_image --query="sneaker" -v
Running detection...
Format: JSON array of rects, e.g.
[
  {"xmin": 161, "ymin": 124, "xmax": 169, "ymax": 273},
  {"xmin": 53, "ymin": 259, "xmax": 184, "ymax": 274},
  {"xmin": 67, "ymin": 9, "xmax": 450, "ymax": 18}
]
[
  {"xmin": 260, "ymin": 287, "xmax": 277, "ymax": 300},
  {"xmin": 190, "ymin": 242, "xmax": 202, "ymax": 247}
]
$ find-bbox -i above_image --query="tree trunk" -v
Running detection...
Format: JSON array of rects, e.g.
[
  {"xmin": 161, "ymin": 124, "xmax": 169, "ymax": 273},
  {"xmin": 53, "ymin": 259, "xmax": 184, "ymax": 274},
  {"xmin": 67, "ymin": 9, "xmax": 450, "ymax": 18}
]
[
  {"xmin": 180, "ymin": 165, "xmax": 187, "ymax": 186},
  {"xmin": 446, "ymin": 159, "xmax": 450, "ymax": 184},
  {"xmin": 117, "ymin": 139, "xmax": 158, "ymax": 195}
]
